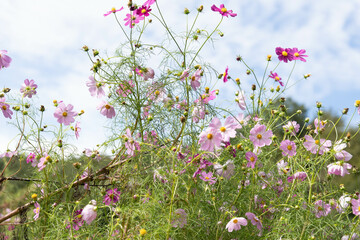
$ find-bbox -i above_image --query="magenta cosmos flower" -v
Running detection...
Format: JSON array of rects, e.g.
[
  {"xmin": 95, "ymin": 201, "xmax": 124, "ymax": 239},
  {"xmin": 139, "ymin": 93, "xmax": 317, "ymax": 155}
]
[
  {"xmin": 249, "ymin": 124, "xmax": 273, "ymax": 148},
  {"xmin": 275, "ymin": 47, "xmax": 294, "ymax": 63},
  {"xmin": 37, "ymin": 153, "xmax": 51, "ymax": 171},
  {"xmin": 198, "ymin": 127, "xmax": 222, "ymax": 152},
  {"xmin": 33, "ymin": 202, "xmax": 40, "ymax": 220},
  {"xmin": 124, "ymin": 13, "xmax": 144, "ymax": 28},
  {"xmin": 87, "ymin": 76, "xmax": 105, "ymax": 98},
  {"xmin": 291, "ymin": 48, "xmax": 308, "ymax": 62},
  {"xmin": 20, "ymin": 79, "xmax": 38, "ymax": 98},
  {"xmin": 97, "ymin": 101, "xmax": 115, "ymax": 119},
  {"xmin": 82, "ymin": 200, "xmax": 97, "ymax": 225},
  {"xmin": 104, "ymin": 7, "xmax": 124, "ymax": 16},
  {"xmin": 327, "ymin": 161, "xmax": 352, "ymax": 177},
  {"xmin": 0, "ymin": 97, "xmax": 13, "ymax": 119},
  {"xmin": 117, "ymin": 80, "xmax": 134, "ymax": 97},
  {"xmin": 103, "ymin": 188, "xmax": 121, "ymax": 205},
  {"xmin": 144, "ymin": 0, "xmax": 156, "ymax": 6},
  {"xmin": 303, "ymin": 135, "xmax": 331, "ymax": 155},
  {"xmin": 211, "ymin": 4, "xmax": 237, "ymax": 17},
  {"xmin": 351, "ymin": 198, "xmax": 360, "ymax": 216},
  {"xmin": 136, "ymin": 5, "xmax": 152, "ymax": 17},
  {"xmin": 269, "ymin": 71, "xmax": 284, "ymax": 86},
  {"xmin": 225, "ymin": 217, "xmax": 247, "ymax": 232},
  {"xmin": 66, "ymin": 209, "xmax": 84, "ymax": 231},
  {"xmin": 313, "ymin": 200, "xmax": 331, "ymax": 218},
  {"xmin": 54, "ymin": 102, "xmax": 77, "ymax": 125},
  {"xmin": 0, "ymin": 50, "xmax": 12, "ymax": 69},
  {"xmin": 279, "ymin": 140, "xmax": 297, "ymax": 157},
  {"xmin": 245, "ymin": 151, "xmax": 258, "ymax": 169},
  {"xmin": 223, "ymin": 66, "xmax": 229, "ymax": 82},
  {"xmin": 199, "ymin": 171, "xmax": 216, "ymax": 185},
  {"xmin": 209, "ymin": 116, "xmax": 241, "ymax": 142}
]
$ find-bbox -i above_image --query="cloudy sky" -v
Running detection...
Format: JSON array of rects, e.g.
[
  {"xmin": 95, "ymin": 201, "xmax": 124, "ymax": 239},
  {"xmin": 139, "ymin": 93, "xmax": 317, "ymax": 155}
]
[{"xmin": 1, "ymin": 0, "xmax": 360, "ymax": 153}]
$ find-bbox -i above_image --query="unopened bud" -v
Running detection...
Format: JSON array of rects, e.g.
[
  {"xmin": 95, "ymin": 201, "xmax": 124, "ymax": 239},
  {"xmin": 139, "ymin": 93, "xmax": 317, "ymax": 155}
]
[
  {"xmin": 316, "ymin": 102, "xmax": 322, "ymax": 108},
  {"xmin": 3, "ymin": 88, "xmax": 10, "ymax": 93},
  {"xmin": 235, "ymin": 78, "xmax": 240, "ymax": 85},
  {"xmin": 251, "ymin": 84, "xmax": 256, "ymax": 91},
  {"xmin": 267, "ymin": 55, "xmax": 272, "ymax": 61},
  {"xmin": 92, "ymin": 49, "xmax": 99, "ymax": 57},
  {"xmin": 40, "ymin": 105, "xmax": 45, "ymax": 112},
  {"xmin": 82, "ymin": 45, "xmax": 89, "ymax": 52},
  {"xmin": 197, "ymin": 5, "xmax": 203, "ymax": 12},
  {"xmin": 355, "ymin": 100, "xmax": 360, "ymax": 107},
  {"xmin": 31, "ymin": 193, "xmax": 38, "ymax": 200},
  {"xmin": 305, "ymin": 117, "xmax": 310, "ymax": 123},
  {"xmin": 180, "ymin": 116, "xmax": 186, "ymax": 123},
  {"xmin": 184, "ymin": 8, "xmax": 190, "ymax": 14},
  {"xmin": 205, "ymin": 87, "xmax": 209, "ymax": 94},
  {"xmin": 246, "ymin": 70, "xmax": 251, "ymax": 75},
  {"xmin": 73, "ymin": 162, "xmax": 81, "ymax": 169},
  {"xmin": 304, "ymin": 74, "xmax": 311, "ymax": 79},
  {"xmin": 342, "ymin": 108, "xmax": 349, "ymax": 114}
]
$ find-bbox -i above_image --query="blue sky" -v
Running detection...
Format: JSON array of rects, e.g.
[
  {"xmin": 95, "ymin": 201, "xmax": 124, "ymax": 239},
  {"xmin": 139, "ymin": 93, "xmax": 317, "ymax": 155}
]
[{"xmin": 1, "ymin": 0, "xmax": 360, "ymax": 152}]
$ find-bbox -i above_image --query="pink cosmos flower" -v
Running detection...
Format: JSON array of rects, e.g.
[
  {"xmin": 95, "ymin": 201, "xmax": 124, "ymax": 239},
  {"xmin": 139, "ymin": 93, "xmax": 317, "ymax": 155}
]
[
  {"xmin": 341, "ymin": 233, "xmax": 359, "ymax": 240},
  {"xmin": 124, "ymin": 13, "xmax": 144, "ymax": 28},
  {"xmin": 0, "ymin": 150, "xmax": 17, "ymax": 158},
  {"xmin": 235, "ymin": 113, "xmax": 250, "ymax": 126},
  {"xmin": 279, "ymin": 140, "xmax": 297, "ymax": 157},
  {"xmin": 86, "ymin": 76, "xmax": 105, "ymax": 98},
  {"xmin": 143, "ymin": 67, "xmax": 155, "ymax": 80},
  {"xmin": 0, "ymin": 50, "xmax": 12, "ymax": 69},
  {"xmin": 246, "ymin": 151, "xmax": 258, "ymax": 169},
  {"xmin": 124, "ymin": 128, "xmax": 140, "ymax": 156},
  {"xmin": 198, "ymin": 127, "xmax": 222, "ymax": 152},
  {"xmin": 171, "ymin": 209, "xmax": 187, "ymax": 228},
  {"xmin": 275, "ymin": 47, "xmax": 294, "ymax": 63},
  {"xmin": 303, "ymin": 135, "xmax": 331, "ymax": 155},
  {"xmin": 277, "ymin": 160, "xmax": 290, "ymax": 175},
  {"xmin": 190, "ymin": 69, "xmax": 201, "ymax": 90},
  {"xmin": 314, "ymin": 118, "xmax": 326, "ymax": 134},
  {"xmin": 199, "ymin": 171, "xmax": 216, "ymax": 185},
  {"xmin": 37, "ymin": 153, "xmax": 51, "ymax": 171},
  {"xmin": 20, "ymin": 79, "xmax": 38, "ymax": 98},
  {"xmin": 97, "ymin": 101, "xmax": 115, "ymax": 119},
  {"xmin": 192, "ymin": 103, "xmax": 206, "ymax": 123},
  {"xmin": 214, "ymin": 160, "xmax": 235, "ymax": 179},
  {"xmin": 117, "ymin": 80, "xmax": 134, "ymax": 97},
  {"xmin": 313, "ymin": 200, "xmax": 331, "ymax": 218},
  {"xmin": 82, "ymin": 200, "xmax": 97, "ymax": 225},
  {"xmin": 283, "ymin": 121, "xmax": 300, "ymax": 136},
  {"xmin": 225, "ymin": 217, "xmax": 247, "ymax": 232},
  {"xmin": 199, "ymin": 90, "xmax": 217, "ymax": 104},
  {"xmin": 223, "ymin": 66, "xmax": 229, "ymax": 82},
  {"xmin": 245, "ymin": 212, "xmax": 263, "ymax": 232},
  {"xmin": 269, "ymin": 71, "xmax": 284, "ymax": 86},
  {"xmin": 209, "ymin": 116, "xmax": 241, "ymax": 142},
  {"xmin": 351, "ymin": 198, "xmax": 360, "ymax": 216},
  {"xmin": 66, "ymin": 209, "xmax": 84, "ymax": 231},
  {"xmin": 180, "ymin": 68, "xmax": 189, "ymax": 80},
  {"xmin": 104, "ymin": 7, "xmax": 124, "ymax": 16},
  {"xmin": 249, "ymin": 124, "xmax": 273, "ymax": 148},
  {"xmin": 235, "ymin": 91, "xmax": 246, "ymax": 110},
  {"xmin": 103, "ymin": 188, "xmax": 121, "ymax": 205},
  {"xmin": 291, "ymin": 48, "xmax": 308, "ymax": 62},
  {"xmin": 287, "ymin": 171, "xmax": 307, "ymax": 183},
  {"xmin": 0, "ymin": 97, "xmax": 13, "ymax": 119},
  {"xmin": 136, "ymin": 5, "xmax": 152, "ymax": 17},
  {"xmin": 211, "ymin": 4, "xmax": 237, "ymax": 17},
  {"xmin": 54, "ymin": 102, "xmax": 77, "ymax": 125},
  {"xmin": 26, "ymin": 153, "xmax": 36, "ymax": 165},
  {"xmin": 74, "ymin": 121, "xmax": 81, "ymax": 139},
  {"xmin": 33, "ymin": 202, "xmax": 40, "ymax": 220},
  {"xmin": 327, "ymin": 161, "xmax": 352, "ymax": 177},
  {"xmin": 333, "ymin": 140, "xmax": 352, "ymax": 161}
]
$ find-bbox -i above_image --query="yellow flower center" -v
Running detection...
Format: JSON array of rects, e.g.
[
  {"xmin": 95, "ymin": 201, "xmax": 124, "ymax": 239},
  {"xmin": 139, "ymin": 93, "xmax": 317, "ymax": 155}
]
[
  {"xmin": 155, "ymin": 90, "xmax": 160, "ymax": 96},
  {"xmin": 287, "ymin": 145, "xmax": 292, "ymax": 151},
  {"xmin": 205, "ymin": 177, "xmax": 209, "ymax": 180},
  {"xmin": 31, "ymin": 193, "xmax": 38, "ymax": 199},
  {"xmin": 105, "ymin": 104, "xmax": 111, "ymax": 109},
  {"xmin": 111, "ymin": 7, "xmax": 116, "ymax": 12},
  {"xmin": 45, "ymin": 156, "xmax": 51, "ymax": 161},
  {"xmin": 207, "ymin": 133, "xmax": 213, "ymax": 140},
  {"xmin": 140, "ymin": 229, "xmax": 147, "ymax": 236},
  {"xmin": 318, "ymin": 206, "xmax": 323, "ymax": 211},
  {"xmin": 358, "ymin": 206, "xmax": 360, "ymax": 212},
  {"xmin": 77, "ymin": 214, "xmax": 82, "ymax": 219},
  {"xmin": 356, "ymin": 100, "xmax": 360, "ymax": 106},
  {"xmin": 315, "ymin": 140, "xmax": 320, "ymax": 145},
  {"xmin": 191, "ymin": 76, "xmax": 196, "ymax": 81},
  {"xmin": 250, "ymin": 157, "xmax": 255, "ymax": 162},
  {"xmin": 220, "ymin": 127, "xmax": 226, "ymax": 132},
  {"xmin": 221, "ymin": 8, "xmax": 227, "ymax": 13},
  {"xmin": 233, "ymin": 219, "xmax": 238, "ymax": 224},
  {"xmin": 275, "ymin": 76, "xmax": 280, "ymax": 81},
  {"xmin": 257, "ymin": 134, "xmax": 262, "ymax": 139},
  {"xmin": 139, "ymin": 70, "xmax": 143, "ymax": 74},
  {"xmin": 2, "ymin": 105, "xmax": 7, "ymax": 110},
  {"xmin": 142, "ymin": 9, "xmax": 147, "ymax": 14},
  {"xmin": 62, "ymin": 112, "xmax": 68, "ymax": 117},
  {"xmin": 294, "ymin": 52, "xmax": 300, "ymax": 57},
  {"xmin": 282, "ymin": 51, "xmax": 288, "ymax": 57}
]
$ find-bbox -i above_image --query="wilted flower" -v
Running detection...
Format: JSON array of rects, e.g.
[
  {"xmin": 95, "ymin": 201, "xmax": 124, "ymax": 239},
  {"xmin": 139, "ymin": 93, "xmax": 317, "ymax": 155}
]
[{"xmin": 82, "ymin": 200, "xmax": 97, "ymax": 225}]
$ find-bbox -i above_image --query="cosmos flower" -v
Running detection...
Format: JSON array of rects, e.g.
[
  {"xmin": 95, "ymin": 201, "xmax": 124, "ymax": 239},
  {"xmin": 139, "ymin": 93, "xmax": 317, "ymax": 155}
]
[
  {"xmin": 54, "ymin": 102, "xmax": 77, "ymax": 125},
  {"xmin": 33, "ymin": 202, "xmax": 40, "ymax": 220},
  {"xmin": 275, "ymin": 47, "xmax": 294, "ymax": 63},
  {"xmin": 214, "ymin": 160, "xmax": 235, "ymax": 179},
  {"xmin": 199, "ymin": 171, "xmax": 216, "ymax": 185},
  {"xmin": 223, "ymin": 66, "xmax": 229, "ymax": 82},
  {"xmin": 303, "ymin": 135, "xmax": 331, "ymax": 155},
  {"xmin": 279, "ymin": 140, "xmax": 297, "ymax": 157},
  {"xmin": 211, "ymin": 4, "xmax": 237, "ymax": 17},
  {"xmin": 97, "ymin": 101, "xmax": 115, "ymax": 119},
  {"xmin": 249, "ymin": 124, "xmax": 273, "ymax": 148},
  {"xmin": 282, "ymin": 121, "xmax": 300, "ymax": 136},
  {"xmin": 0, "ymin": 50, "xmax": 12, "ymax": 69},
  {"xmin": 0, "ymin": 97, "xmax": 13, "ymax": 119},
  {"xmin": 209, "ymin": 116, "xmax": 241, "ymax": 142},
  {"xmin": 104, "ymin": 7, "xmax": 124, "ymax": 17},
  {"xmin": 245, "ymin": 151, "xmax": 258, "ymax": 169},
  {"xmin": 291, "ymin": 48, "xmax": 308, "ymax": 62},
  {"xmin": 82, "ymin": 200, "xmax": 97, "ymax": 225},
  {"xmin": 313, "ymin": 200, "xmax": 331, "ymax": 218},
  {"xmin": 190, "ymin": 69, "xmax": 201, "ymax": 90},
  {"xmin": 225, "ymin": 217, "xmax": 247, "ymax": 232},
  {"xmin": 86, "ymin": 76, "xmax": 105, "ymax": 98},
  {"xmin": 124, "ymin": 13, "xmax": 144, "ymax": 28},
  {"xmin": 20, "ymin": 79, "xmax": 38, "ymax": 98},
  {"xmin": 198, "ymin": 127, "xmax": 222, "ymax": 152},
  {"xmin": 269, "ymin": 71, "xmax": 284, "ymax": 86},
  {"xmin": 171, "ymin": 209, "xmax": 187, "ymax": 228},
  {"xmin": 103, "ymin": 188, "xmax": 121, "ymax": 205},
  {"xmin": 74, "ymin": 121, "xmax": 81, "ymax": 140},
  {"xmin": 327, "ymin": 161, "xmax": 352, "ymax": 177}
]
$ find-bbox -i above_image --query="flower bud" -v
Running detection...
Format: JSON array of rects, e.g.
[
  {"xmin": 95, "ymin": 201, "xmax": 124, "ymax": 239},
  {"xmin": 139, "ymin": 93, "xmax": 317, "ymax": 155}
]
[
  {"xmin": 73, "ymin": 162, "xmax": 81, "ymax": 169},
  {"xmin": 318, "ymin": 110, "xmax": 323, "ymax": 116},
  {"xmin": 13, "ymin": 106, "xmax": 20, "ymax": 111},
  {"xmin": 304, "ymin": 74, "xmax": 311, "ymax": 79},
  {"xmin": 25, "ymin": 103, "xmax": 30, "ymax": 109},
  {"xmin": 205, "ymin": 87, "xmax": 209, "ymax": 94},
  {"xmin": 40, "ymin": 105, "xmax": 45, "ymax": 112},
  {"xmin": 235, "ymin": 78, "xmax": 240, "ymax": 85},
  {"xmin": 3, "ymin": 88, "xmax": 11, "ymax": 93},
  {"xmin": 180, "ymin": 116, "xmax": 186, "ymax": 123},
  {"xmin": 342, "ymin": 108, "xmax": 349, "ymax": 114},
  {"xmin": 280, "ymin": 97, "xmax": 286, "ymax": 103},
  {"xmin": 31, "ymin": 193, "xmax": 38, "ymax": 201},
  {"xmin": 22, "ymin": 110, "xmax": 28, "ymax": 115},
  {"xmin": 251, "ymin": 84, "xmax": 256, "ymax": 91},
  {"xmin": 0, "ymin": 93, "xmax": 4, "ymax": 98},
  {"xmin": 267, "ymin": 55, "xmax": 272, "ymax": 61},
  {"xmin": 184, "ymin": 8, "xmax": 190, "ymax": 14},
  {"xmin": 82, "ymin": 45, "xmax": 89, "ymax": 52},
  {"xmin": 236, "ymin": 56, "xmax": 242, "ymax": 61},
  {"xmin": 305, "ymin": 117, "xmax": 310, "ymax": 123},
  {"xmin": 92, "ymin": 49, "xmax": 99, "ymax": 57},
  {"xmin": 246, "ymin": 70, "xmax": 251, "ymax": 75},
  {"xmin": 197, "ymin": 5, "xmax": 203, "ymax": 12},
  {"xmin": 296, "ymin": 110, "xmax": 302, "ymax": 114},
  {"xmin": 58, "ymin": 139, "xmax": 63, "ymax": 148},
  {"xmin": 316, "ymin": 102, "xmax": 322, "ymax": 108},
  {"xmin": 355, "ymin": 100, "xmax": 360, "ymax": 107}
]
